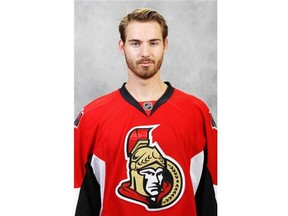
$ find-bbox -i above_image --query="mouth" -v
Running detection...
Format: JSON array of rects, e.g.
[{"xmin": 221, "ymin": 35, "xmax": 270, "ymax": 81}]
[
  {"xmin": 137, "ymin": 59, "xmax": 154, "ymax": 67},
  {"xmin": 148, "ymin": 184, "xmax": 160, "ymax": 189}
]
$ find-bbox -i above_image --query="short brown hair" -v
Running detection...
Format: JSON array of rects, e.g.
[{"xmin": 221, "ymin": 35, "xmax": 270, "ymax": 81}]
[{"xmin": 119, "ymin": 8, "xmax": 168, "ymax": 42}]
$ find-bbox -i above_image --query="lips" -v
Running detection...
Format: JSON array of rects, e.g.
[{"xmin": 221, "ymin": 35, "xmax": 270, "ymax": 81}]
[{"xmin": 137, "ymin": 59, "xmax": 155, "ymax": 66}]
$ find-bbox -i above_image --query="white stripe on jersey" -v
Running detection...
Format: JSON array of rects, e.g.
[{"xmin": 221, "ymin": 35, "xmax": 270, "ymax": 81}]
[
  {"xmin": 190, "ymin": 151, "xmax": 204, "ymax": 194},
  {"xmin": 91, "ymin": 154, "xmax": 106, "ymax": 214}
]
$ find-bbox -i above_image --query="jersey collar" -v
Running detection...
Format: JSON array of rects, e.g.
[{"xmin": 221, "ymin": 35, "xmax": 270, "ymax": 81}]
[{"xmin": 119, "ymin": 82, "xmax": 174, "ymax": 117}]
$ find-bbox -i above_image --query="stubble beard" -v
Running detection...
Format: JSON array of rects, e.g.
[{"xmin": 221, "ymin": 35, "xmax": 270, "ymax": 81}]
[{"xmin": 125, "ymin": 55, "xmax": 164, "ymax": 80}]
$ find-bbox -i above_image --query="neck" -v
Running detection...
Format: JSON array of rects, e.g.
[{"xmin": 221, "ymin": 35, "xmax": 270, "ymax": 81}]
[{"xmin": 125, "ymin": 73, "xmax": 167, "ymax": 102}]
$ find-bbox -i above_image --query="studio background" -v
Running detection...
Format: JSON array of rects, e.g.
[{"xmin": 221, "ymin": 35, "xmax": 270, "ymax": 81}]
[{"xmin": 75, "ymin": 0, "xmax": 217, "ymax": 122}]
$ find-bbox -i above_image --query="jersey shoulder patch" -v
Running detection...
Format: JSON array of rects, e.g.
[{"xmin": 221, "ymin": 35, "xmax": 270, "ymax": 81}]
[{"xmin": 74, "ymin": 110, "xmax": 84, "ymax": 128}]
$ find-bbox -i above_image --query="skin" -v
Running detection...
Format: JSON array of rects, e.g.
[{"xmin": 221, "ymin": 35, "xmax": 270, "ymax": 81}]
[{"xmin": 119, "ymin": 21, "xmax": 168, "ymax": 102}]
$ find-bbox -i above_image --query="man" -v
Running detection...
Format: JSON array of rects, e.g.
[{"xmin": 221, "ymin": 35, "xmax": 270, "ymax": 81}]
[{"xmin": 74, "ymin": 8, "xmax": 217, "ymax": 216}]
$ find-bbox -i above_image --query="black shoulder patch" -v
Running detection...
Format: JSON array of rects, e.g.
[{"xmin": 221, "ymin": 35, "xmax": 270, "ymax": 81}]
[
  {"xmin": 210, "ymin": 113, "xmax": 217, "ymax": 129},
  {"xmin": 74, "ymin": 111, "xmax": 83, "ymax": 128}
]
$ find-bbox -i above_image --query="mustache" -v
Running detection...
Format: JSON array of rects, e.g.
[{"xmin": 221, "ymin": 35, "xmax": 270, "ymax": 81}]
[{"xmin": 136, "ymin": 58, "xmax": 155, "ymax": 64}]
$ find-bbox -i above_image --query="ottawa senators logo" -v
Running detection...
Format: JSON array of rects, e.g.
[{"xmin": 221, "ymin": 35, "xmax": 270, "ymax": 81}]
[{"xmin": 116, "ymin": 125, "xmax": 185, "ymax": 211}]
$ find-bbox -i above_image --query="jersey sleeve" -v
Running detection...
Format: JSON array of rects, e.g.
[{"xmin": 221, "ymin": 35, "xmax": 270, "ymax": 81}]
[
  {"xmin": 74, "ymin": 109, "xmax": 102, "ymax": 215},
  {"xmin": 74, "ymin": 109, "xmax": 88, "ymax": 189},
  {"xmin": 74, "ymin": 156, "xmax": 102, "ymax": 216},
  {"xmin": 195, "ymin": 106, "xmax": 217, "ymax": 216}
]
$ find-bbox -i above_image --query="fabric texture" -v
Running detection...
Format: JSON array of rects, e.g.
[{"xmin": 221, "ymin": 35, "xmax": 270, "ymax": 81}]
[{"xmin": 74, "ymin": 82, "xmax": 217, "ymax": 216}]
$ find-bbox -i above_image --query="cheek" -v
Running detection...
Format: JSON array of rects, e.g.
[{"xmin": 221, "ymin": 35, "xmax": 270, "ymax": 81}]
[
  {"xmin": 153, "ymin": 49, "xmax": 165, "ymax": 57},
  {"xmin": 124, "ymin": 47, "xmax": 138, "ymax": 56},
  {"xmin": 158, "ymin": 174, "xmax": 163, "ymax": 182}
]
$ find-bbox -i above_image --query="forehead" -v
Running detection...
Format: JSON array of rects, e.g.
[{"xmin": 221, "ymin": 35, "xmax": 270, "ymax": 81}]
[{"xmin": 125, "ymin": 21, "xmax": 162, "ymax": 41}]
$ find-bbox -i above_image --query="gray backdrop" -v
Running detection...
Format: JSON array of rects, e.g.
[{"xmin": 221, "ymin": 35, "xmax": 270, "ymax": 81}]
[{"xmin": 75, "ymin": 0, "xmax": 217, "ymax": 122}]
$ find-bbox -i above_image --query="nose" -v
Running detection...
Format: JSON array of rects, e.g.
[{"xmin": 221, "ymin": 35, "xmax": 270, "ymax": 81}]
[
  {"xmin": 151, "ymin": 174, "xmax": 161, "ymax": 184},
  {"xmin": 141, "ymin": 43, "xmax": 150, "ymax": 58}
]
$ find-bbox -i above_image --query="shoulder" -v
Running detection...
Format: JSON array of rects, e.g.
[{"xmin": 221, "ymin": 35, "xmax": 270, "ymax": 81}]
[
  {"xmin": 172, "ymin": 88, "xmax": 210, "ymax": 113},
  {"xmin": 171, "ymin": 88, "xmax": 216, "ymax": 128},
  {"xmin": 84, "ymin": 90, "xmax": 120, "ymax": 114},
  {"xmin": 74, "ymin": 89, "xmax": 121, "ymax": 128}
]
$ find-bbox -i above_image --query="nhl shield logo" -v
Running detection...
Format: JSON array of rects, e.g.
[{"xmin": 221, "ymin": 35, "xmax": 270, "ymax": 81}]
[{"xmin": 116, "ymin": 125, "xmax": 185, "ymax": 211}]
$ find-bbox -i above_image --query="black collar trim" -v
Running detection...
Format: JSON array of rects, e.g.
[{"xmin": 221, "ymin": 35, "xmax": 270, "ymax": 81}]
[{"xmin": 119, "ymin": 82, "xmax": 174, "ymax": 117}]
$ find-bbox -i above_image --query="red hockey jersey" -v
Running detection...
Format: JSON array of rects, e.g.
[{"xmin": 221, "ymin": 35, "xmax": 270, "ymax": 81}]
[{"xmin": 74, "ymin": 82, "xmax": 217, "ymax": 215}]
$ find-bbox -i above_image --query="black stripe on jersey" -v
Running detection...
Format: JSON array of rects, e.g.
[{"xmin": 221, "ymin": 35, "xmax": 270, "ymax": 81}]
[
  {"xmin": 119, "ymin": 83, "xmax": 146, "ymax": 116},
  {"xmin": 210, "ymin": 113, "xmax": 217, "ymax": 129},
  {"xmin": 119, "ymin": 82, "xmax": 174, "ymax": 117},
  {"xmin": 74, "ymin": 111, "xmax": 83, "ymax": 128},
  {"xmin": 195, "ymin": 149, "xmax": 217, "ymax": 216},
  {"xmin": 151, "ymin": 82, "xmax": 174, "ymax": 115},
  {"xmin": 75, "ymin": 155, "xmax": 101, "ymax": 216}
]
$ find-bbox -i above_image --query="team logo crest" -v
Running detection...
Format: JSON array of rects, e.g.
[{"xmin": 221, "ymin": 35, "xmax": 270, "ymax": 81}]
[{"xmin": 116, "ymin": 125, "xmax": 185, "ymax": 211}]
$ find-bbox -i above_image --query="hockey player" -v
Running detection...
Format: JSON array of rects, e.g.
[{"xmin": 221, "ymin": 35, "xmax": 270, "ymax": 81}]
[{"xmin": 74, "ymin": 8, "xmax": 217, "ymax": 216}]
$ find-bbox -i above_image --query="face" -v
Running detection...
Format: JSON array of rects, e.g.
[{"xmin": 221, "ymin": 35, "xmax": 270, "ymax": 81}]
[
  {"xmin": 119, "ymin": 21, "xmax": 168, "ymax": 80},
  {"xmin": 139, "ymin": 167, "xmax": 164, "ymax": 196}
]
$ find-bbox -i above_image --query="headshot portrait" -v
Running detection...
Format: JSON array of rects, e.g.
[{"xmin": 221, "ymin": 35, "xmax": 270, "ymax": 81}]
[
  {"xmin": 4, "ymin": 0, "xmax": 287, "ymax": 215},
  {"xmin": 75, "ymin": 1, "xmax": 217, "ymax": 121},
  {"xmin": 74, "ymin": 1, "xmax": 217, "ymax": 215}
]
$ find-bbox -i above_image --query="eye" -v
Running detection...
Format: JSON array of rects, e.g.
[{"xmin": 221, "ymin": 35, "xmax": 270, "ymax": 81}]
[
  {"xmin": 130, "ymin": 42, "xmax": 140, "ymax": 47},
  {"xmin": 139, "ymin": 170, "xmax": 155, "ymax": 176},
  {"xmin": 144, "ymin": 171, "xmax": 153, "ymax": 176},
  {"xmin": 150, "ymin": 42, "xmax": 159, "ymax": 47}
]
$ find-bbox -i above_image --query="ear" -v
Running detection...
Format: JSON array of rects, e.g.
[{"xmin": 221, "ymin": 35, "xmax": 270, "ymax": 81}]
[
  {"xmin": 118, "ymin": 39, "xmax": 125, "ymax": 55},
  {"xmin": 163, "ymin": 38, "xmax": 168, "ymax": 54}
]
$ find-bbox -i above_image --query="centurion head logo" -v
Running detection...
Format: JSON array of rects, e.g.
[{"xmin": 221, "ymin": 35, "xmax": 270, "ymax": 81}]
[{"xmin": 116, "ymin": 125, "xmax": 185, "ymax": 211}]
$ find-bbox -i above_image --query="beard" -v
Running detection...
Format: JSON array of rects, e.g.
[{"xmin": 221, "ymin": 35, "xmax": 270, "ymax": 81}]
[{"xmin": 124, "ymin": 55, "xmax": 164, "ymax": 80}]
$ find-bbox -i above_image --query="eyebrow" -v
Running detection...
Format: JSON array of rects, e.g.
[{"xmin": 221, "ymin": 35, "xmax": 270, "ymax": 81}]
[{"xmin": 127, "ymin": 39, "xmax": 162, "ymax": 43}]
